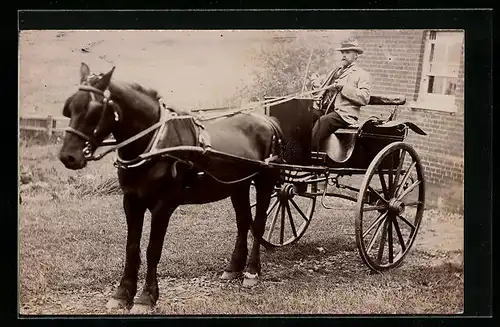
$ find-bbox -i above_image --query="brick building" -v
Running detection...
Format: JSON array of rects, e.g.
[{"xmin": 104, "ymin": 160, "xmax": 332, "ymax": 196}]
[{"xmin": 349, "ymin": 30, "xmax": 464, "ymax": 210}]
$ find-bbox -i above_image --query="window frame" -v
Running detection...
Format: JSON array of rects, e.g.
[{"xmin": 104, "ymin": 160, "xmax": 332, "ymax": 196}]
[{"xmin": 411, "ymin": 30, "xmax": 464, "ymax": 113}]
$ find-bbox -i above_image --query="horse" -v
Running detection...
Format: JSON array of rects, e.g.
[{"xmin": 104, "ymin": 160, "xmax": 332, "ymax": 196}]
[{"xmin": 58, "ymin": 63, "xmax": 284, "ymax": 313}]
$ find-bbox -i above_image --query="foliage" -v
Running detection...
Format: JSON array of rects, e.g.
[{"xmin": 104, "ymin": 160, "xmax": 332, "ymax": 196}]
[{"xmin": 245, "ymin": 36, "xmax": 342, "ymax": 98}]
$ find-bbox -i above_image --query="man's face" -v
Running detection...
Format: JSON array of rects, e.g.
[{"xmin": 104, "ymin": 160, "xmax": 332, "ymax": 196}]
[{"xmin": 340, "ymin": 50, "xmax": 358, "ymax": 67}]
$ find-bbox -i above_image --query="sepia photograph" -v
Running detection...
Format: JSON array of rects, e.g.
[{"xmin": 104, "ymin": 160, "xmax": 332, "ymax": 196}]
[{"xmin": 18, "ymin": 28, "xmax": 466, "ymax": 315}]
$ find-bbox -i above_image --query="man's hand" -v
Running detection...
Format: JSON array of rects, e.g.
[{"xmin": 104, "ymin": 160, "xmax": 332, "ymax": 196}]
[{"xmin": 332, "ymin": 79, "xmax": 346, "ymax": 91}]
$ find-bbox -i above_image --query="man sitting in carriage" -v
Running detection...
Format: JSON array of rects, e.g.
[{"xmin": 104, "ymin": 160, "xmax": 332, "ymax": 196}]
[{"xmin": 311, "ymin": 37, "xmax": 372, "ymax": 152}]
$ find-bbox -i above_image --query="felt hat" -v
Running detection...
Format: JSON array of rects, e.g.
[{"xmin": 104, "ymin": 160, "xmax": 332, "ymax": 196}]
[{"xmin": 335, "ymin": 37, "xmax": 364, "ymax": 54}]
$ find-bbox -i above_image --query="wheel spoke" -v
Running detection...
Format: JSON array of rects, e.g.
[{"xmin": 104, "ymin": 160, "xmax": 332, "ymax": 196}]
[
  {"xmin": 404, "ymin": 200, "xmax": 423, "ymax": 207},
  {"xmin": 367, "ymin": 186, "xmax": 388, "ymax": 203},
  {"xmin": 363, "ymin": 204, "xmax": 387, "ymax": 212},
  {"xmin": 363, "ymin": 212, "xmax": 387, "ymax": 239},
  {"xmin": 397, "ymin": 214, "xmax": 416, "ymax": 232},
  {"xmin": 388, "ymin": 216, "xmax": 394, "ymax": 263},
  {"xmin": 376, "ymin": 220, "xmax": 389, "ymax": 264},
  {"xmin": 289, "ymin": 198, "xmax": 309, "ymax": 222},
  {"xmin": 392, "ymin": 150, "xmax": 406, "ymax": 195},
  {"xmin": 253, "ymin": 192, "xmax": 277, "ymax": 210},
  {"xmin": 378, "ymin": 171, "xmax": 389, "ymax": 198},
  {"xmin": 387, "ymin": 153, "xmax": 394, "ymax": 195},
  {"xmin": 367, "ymin": 217, "xmax": 385, "ymax": 253},
  {"xmin": 280, "ymin": 201, "xmax": 286, "ymax": 245},
  {"xmin": 397, "ymin": 180, "xmax": 421, "ymax": 201},
  {"xmin": 266, "ymin": 202, "xmax": 281, "ymax": 241},
  {"xmin": 285, "ymin": 202, "xmax": 297, "ymax": 238},
  {"xmin": 393, "ymin": 217, "xmax": 407, "ymax": 252},
  {"xmin": 266, "ymin": 197, "xmax": 279, "ymax": 216},
  {"xmin": 396, "ymin": 161, "xmax": 416, "ymax": 197}
]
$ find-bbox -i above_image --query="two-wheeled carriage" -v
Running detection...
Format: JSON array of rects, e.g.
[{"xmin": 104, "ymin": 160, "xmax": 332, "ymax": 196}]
[
  {"xmin": 59, "ymin": 63, "xmax": 428, "ymax": 312},
  {"xmin": 250, "ymin": 95, "xmax": 427, "ymax": 272}
]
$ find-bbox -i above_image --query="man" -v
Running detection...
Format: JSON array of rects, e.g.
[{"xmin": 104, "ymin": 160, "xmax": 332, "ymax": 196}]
[{"xmin": 311, "ymin": 37, "xmax": 372, "ymax": 152}]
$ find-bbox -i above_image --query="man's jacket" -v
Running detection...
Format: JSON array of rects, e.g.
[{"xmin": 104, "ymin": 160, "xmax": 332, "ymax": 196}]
[{"xmin": 318, "ymin": 63, "xmax": 372, "ymax": 125}]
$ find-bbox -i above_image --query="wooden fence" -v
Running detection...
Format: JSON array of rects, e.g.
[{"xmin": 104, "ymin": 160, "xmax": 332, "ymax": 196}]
[
  {"xmin": 19, "ymin": 115, "xmax": 70, "ymax": 137},
  {"xmin": 18, "ymin": 105, "xmax": 241, "ymax": 137}
]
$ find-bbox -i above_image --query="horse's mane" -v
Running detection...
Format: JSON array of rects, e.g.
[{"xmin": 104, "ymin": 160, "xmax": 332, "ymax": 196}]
[
  {"xmin": 128, "ymin": 82, "xmax": 161, "ymax": 101},
  {"xmin": 111, "ymin": 80, "xmax": 193, "ymax": 117}
]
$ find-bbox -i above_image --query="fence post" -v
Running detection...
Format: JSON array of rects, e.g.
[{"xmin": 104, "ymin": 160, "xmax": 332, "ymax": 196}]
[{"xmin": 47, "ymin": 115, "xmax": 54, "ymax": 137}]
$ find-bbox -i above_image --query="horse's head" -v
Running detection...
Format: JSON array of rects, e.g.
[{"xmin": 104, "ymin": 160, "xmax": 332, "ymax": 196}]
[{"xmin": 59, "ymin": 63, "xmax": 119, "ymax": 169}]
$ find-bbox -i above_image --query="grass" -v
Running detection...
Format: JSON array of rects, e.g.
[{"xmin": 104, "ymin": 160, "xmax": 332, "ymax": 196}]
[
  {"xmin": 19, "ymin": 144, "xmax": 464, "ymax": 315},
  {"xmin": 18, "ymin": 31, "xmax": 464, "ymax": 316}
]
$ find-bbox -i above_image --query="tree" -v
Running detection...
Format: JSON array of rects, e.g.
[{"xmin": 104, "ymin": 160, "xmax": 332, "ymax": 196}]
[{"xmin": 244, "ymin": 33, "xmax": 349, "ymax": 98}]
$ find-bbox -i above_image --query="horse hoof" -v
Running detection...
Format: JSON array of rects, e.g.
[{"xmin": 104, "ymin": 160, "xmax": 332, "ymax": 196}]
[
  {"xmin": 130, "ymin": 304, "xmax": 153, "ymax": 314},
  {"xmin": 220, "ymin": 271, "xmax": 240, "ymax": 280},
  {"xmin": 106, "ymin": 298, "xmax": 128, "ymax": 310},
  {"xmin": 242, "ymin": 272, "xmax": 259, "ymax": 288}
]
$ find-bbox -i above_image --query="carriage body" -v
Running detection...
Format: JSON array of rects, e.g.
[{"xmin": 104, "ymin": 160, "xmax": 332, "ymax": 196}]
[
  {"xmin": 256, "ymin": 95, "xmax": 426, "ymax": 272},
  {"xmin": 265, "ymin": 97, "xmax": 407, "ymax": 171}
]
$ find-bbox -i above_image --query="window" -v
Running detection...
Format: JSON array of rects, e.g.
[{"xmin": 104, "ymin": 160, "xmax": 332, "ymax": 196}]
[{"xmin": 414, "ymin": 30, "xmax": 463, "ymax": 112}]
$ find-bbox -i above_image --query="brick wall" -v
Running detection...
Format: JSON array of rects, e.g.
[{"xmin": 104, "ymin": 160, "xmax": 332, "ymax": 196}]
[{"xmin": 351, "ymin": 30, "xmax": 464, "ymax": 210}]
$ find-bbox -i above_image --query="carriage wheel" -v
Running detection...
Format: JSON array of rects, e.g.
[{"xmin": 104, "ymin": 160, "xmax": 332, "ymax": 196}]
[
  {"xmin": 250, "ymin": 178, "xmax": 316, "ymax": 249},
  {"xmin": 355, "ymin": 142, "xmax": 425, "ymax": 272}
]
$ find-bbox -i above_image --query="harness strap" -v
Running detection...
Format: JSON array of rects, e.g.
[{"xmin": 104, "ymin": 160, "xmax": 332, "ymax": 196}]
[
  {"xmin": 65, "ymin": 126, "xmax": 92, "ymax": 143},
  {"xmin": 114, "ymin": 114, "xmax": 212, "ymax": 168},
  {"xmin": 79, "ymin": 85, "xmax": 104, "ymax": 95}
]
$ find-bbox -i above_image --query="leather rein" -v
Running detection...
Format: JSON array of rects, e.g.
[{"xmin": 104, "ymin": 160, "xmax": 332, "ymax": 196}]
[{"xmin": 66, "ymin": 78, "xmax": 344, "ymax": 168}]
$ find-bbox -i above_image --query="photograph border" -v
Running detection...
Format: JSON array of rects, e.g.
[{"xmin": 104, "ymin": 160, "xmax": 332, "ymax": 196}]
[{"xmin": 13, "ymin": 8, "xmax": 493, "ymax": 325}]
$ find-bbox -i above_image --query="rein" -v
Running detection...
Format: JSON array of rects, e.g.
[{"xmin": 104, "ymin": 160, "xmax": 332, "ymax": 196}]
[
  {"xmin": 196, "ymin": 80, "xmax": 339, "ymax": 122},
  {"xmin": 68, "ymin": 80, "xmax": 337, "ymax": 168}
]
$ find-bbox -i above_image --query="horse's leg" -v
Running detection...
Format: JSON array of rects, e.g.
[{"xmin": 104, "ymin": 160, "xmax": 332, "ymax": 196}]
[
  {"xmin": 106, "ymin": 193, "xmax": 146, "ymax": 310},
  {"xmin": 220, "ymin": 182, "xmax": 252, "ymax": 280},
  {"xmin": 243, "ymin": 173, "xmax": 276, "ymax": 287},
  {"xmin": 131, "ymin": 198, "xmax": 178, "ymax": 313}
]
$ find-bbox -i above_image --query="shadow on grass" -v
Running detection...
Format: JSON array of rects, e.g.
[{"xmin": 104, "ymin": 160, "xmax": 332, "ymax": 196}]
[{"xmin": 263, "ymin": 235, "xmax": 356, "ymax": 262}]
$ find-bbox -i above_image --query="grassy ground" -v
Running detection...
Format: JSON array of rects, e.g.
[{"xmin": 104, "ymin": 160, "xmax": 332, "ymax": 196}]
[
  {"xmin": 19, "ymin": 144, "xmax": 463, "ymax": 315},
  {"xmin": 18, "ymin": 31, "xmax": 463, "ymax": 316}
]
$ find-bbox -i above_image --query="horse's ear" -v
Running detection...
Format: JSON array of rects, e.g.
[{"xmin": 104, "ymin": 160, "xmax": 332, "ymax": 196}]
[
  {"xmin": 80, "ymin": 62, "xmax": 91, "ymax": 83},
  {"xmin": 95, "ymin": 66, "xmax": 115, "ymax": 90}
]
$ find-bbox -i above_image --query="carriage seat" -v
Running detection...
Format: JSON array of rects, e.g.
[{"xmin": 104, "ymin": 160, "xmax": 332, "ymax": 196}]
[{"xmin": 322, "ymin": 94, "xmax": 411, "ymax": 163}]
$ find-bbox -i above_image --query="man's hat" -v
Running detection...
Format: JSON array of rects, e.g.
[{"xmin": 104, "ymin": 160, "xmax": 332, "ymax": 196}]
[{"xmin": 335, "ymin": 37, "xmax": 364, "ymax": 54}]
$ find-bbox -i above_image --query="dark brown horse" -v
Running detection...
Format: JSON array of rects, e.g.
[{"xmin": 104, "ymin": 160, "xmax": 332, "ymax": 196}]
[{"xmin": 59, "ymin": 63, "xmax": 283, "ymax": 313}]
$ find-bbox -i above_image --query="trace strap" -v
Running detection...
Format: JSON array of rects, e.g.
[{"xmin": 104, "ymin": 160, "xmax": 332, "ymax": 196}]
[{"xmin": 90, "ymin": 114, "xmax": 175, "ymax": 161}]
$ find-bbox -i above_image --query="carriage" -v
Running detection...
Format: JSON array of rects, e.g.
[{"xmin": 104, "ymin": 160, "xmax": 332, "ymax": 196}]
[
  {"xmin": 248, "ymin": 94, "xmax": 427, "ymax": 272},
  {"xmin": 60, "ymin": 64, "xmax": 427, "ymax": 311},
  {"xmin": 90, "ymin": 92, "xmax": 427, "ymax": 273}
]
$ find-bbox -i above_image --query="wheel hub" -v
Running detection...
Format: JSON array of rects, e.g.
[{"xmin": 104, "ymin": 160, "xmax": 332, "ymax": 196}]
[
  {"xmin": 278, "ymin": 184, "xmax": 295, "ymax": 201},
  {"xmin": 388, "ymin": 198, "xmax": 405, "ymax": 215}
]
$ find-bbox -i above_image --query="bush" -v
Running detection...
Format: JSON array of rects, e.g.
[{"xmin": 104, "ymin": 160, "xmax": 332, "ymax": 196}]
[{"xmin": 244, "ymin": 33, "xmax": 348, "ymax": 99}]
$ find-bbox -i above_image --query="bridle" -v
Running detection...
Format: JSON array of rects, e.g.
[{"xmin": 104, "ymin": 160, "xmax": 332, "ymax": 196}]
[
  {"xmin": 65, "ymin": 83, "xmax": 120, "ymax": 159},
  {"xmin": 64, "ymin": 80, "xmax": 210, "ymax": 169}
]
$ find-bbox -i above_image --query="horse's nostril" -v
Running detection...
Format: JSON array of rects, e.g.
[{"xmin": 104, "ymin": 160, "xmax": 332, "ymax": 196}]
[{"xmin": 67, "ymin": 155, "xmax": 76, "ymax": 163}]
